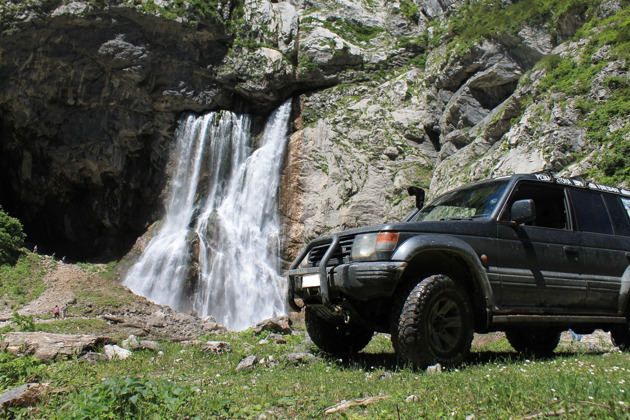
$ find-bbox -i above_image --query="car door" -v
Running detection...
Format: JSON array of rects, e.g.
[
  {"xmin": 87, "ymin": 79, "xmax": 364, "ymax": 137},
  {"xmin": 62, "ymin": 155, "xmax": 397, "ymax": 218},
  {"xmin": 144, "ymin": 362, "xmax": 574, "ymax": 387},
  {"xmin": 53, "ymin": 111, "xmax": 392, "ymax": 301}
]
[
  {"xmin": 570, "ymin": 189, "xmax": 630, "ymax": 313},
  {"xmin": 495, "ymin": 181, "xmax": 586, "ymax": 311}
]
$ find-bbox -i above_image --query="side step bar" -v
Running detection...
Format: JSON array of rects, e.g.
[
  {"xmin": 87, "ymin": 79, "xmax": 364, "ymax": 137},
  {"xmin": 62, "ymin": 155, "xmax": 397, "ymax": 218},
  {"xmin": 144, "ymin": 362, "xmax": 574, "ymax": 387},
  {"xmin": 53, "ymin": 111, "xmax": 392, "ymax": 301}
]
[{"xmin": 492, "ymin": 315, "xmax": 627, "ymax": 326}]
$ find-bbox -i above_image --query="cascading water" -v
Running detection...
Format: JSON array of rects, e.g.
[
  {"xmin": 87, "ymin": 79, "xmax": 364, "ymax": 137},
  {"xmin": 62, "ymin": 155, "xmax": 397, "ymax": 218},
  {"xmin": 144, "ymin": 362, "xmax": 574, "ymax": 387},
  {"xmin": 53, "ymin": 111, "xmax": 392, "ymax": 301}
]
[{"xmin": 124, "ymin": 101, "xmax": 291, "ymax": 330}]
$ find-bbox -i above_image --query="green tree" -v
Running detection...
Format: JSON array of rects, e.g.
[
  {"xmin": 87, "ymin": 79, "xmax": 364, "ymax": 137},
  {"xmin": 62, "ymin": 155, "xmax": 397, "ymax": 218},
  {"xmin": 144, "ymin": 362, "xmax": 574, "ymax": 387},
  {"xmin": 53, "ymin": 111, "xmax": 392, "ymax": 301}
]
[{"xmin": 0, "ymin": 206, "xmax": 26, "ymax": 265}]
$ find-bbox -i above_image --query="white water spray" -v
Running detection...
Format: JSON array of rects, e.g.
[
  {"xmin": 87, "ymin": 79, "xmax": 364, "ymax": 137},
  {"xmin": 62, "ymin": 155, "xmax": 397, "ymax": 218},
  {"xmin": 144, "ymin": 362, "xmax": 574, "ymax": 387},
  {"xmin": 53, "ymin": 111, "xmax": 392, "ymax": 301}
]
[{"xmin": 124, "ymin": 101, "xmax": 291, "ymax": 330}]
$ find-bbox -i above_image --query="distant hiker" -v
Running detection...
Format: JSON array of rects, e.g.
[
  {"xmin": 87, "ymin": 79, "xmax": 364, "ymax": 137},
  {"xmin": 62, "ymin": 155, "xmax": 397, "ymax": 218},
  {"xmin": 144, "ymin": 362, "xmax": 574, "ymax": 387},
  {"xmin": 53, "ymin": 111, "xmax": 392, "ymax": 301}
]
[
  {"xmin": 61, "ymin": 304, "xmax": 68, "ymax": 319},
  {"xmin": 53, "ymin": 305, "xmax": 60, "ymax": 319},
  {"xmin": 62, "ymin": 256, "xmax": 66, "ymax": 263},
  {"xmin": 570, "ymin": 329, "xmax": 582, "ymax": 342},
  {"xmin": 33, "ymin": 245, "xmax": 38, "ymax": 253}
]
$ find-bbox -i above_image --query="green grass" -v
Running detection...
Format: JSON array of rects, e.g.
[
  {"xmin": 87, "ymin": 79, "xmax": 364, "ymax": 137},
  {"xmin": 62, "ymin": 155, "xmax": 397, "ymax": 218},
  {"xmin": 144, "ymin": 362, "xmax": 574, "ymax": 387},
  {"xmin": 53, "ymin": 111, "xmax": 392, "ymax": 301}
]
[
  {"xmin": 442, "ymin": 0, "xmax": 609, "ymax": 55},
  {"xmin": 0, "ymin": 255, "xmax": 628, "ymax": 418},
  {"xmin": 0, "ymin": 329, "xmax": 627, "ymax": 418},
  {"xmin": 0, "ymin": 252, "xmax": 47, "ymax": 311},
  {"xmin": 34, "ymin": 318, "xmax": 112, "ymax": 335}
]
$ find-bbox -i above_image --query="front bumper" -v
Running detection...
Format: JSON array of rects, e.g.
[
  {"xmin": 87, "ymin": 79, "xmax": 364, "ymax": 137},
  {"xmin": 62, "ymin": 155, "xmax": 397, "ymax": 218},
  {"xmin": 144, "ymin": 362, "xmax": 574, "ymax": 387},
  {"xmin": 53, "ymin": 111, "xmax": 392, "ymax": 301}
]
[
  {"xmin": 332, "ymin": 262, "xmax": 407, "ymax": 299},
  {"xmin": 287, "ymin": 259, "xmax": 407, "ymax": 310}
]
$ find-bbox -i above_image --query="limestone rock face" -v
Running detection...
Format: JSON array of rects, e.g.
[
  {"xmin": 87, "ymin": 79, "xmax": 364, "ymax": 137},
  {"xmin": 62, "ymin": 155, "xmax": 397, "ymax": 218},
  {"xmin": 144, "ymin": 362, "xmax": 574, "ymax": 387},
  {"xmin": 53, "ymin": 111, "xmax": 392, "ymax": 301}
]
[{"xmin": 429, "ymin": 27, "xmax": 630, "ymax": 196}]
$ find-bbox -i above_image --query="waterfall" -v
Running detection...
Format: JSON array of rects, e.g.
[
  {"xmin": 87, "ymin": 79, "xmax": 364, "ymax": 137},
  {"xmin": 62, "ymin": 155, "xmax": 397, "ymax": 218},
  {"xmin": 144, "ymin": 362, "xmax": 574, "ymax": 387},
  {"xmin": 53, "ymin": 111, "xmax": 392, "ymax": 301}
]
[{"xmin": 124, "ymin": 101, "xmax": 291, "ymax": 330}]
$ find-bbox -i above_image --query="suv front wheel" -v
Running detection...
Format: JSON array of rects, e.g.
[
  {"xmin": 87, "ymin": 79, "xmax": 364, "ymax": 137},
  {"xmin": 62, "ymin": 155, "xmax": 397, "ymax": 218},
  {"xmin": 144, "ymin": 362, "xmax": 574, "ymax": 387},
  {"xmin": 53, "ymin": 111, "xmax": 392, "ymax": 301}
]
[{"xmin": 391, "ymin": 274, "xmax": 474, "ymax": 369}]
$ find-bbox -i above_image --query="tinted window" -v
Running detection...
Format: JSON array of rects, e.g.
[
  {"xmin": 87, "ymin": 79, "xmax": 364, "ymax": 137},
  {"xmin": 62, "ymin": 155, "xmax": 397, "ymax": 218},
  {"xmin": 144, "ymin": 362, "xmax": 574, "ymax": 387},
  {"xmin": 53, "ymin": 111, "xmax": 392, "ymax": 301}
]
[
  {"xmin": 504, "ymin": 182, "xmax": 568, "ymax": 229},
  {"xmin": 605, "ymin": 195, "xmax": 630, "ymax": 236},
  {"xmin": 570, "ymin": 189, "xmax": 613, "ymax": 235}
]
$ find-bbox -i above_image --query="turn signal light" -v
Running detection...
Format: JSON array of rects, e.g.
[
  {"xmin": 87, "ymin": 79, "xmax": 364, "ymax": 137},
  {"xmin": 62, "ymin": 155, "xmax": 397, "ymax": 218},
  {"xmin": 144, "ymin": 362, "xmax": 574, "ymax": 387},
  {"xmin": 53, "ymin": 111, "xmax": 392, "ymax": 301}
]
[{"xmin": 376, "ymin": 232, "xmax": 399, "ymax": 251}]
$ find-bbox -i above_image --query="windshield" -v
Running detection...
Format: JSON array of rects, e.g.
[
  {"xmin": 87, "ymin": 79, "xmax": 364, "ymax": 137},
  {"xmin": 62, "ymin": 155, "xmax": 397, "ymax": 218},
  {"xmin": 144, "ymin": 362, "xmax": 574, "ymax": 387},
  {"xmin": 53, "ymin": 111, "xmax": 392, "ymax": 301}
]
[{"xmin": 409, "ymin": 180, "xmax": 509, "ymax": 222}]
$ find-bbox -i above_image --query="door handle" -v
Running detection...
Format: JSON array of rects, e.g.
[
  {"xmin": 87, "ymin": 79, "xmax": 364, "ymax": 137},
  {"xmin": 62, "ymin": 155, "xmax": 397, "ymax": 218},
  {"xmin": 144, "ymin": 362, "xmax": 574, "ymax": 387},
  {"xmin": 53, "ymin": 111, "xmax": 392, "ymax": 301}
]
[{"xmin": 564, "ymin": 246, "xmax": 579, "ymax": 262}]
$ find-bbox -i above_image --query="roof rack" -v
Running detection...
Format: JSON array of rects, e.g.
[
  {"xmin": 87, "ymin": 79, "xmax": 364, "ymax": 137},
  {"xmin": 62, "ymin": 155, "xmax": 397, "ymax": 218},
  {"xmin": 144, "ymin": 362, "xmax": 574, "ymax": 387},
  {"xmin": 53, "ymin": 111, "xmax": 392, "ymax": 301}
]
[{"xmin": 530, "ymin": 172, "xmax": 630, "ymax": 197}]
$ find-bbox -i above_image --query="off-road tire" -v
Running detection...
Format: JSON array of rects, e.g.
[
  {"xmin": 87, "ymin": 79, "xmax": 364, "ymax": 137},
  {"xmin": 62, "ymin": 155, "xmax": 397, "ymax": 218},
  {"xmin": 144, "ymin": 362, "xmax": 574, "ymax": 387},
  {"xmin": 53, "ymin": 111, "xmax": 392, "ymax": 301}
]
[
  {"xmin": 305, "ymin": 307, "xmax": 373, "ymax": 356},
  {"xmin": 390, "ymin": 274, "xmax": 474, "ymax": 369},
  {"xmin": 611, "ymin": 320, "xmax": 630, "ymax": 351},
  {"xmin": 505, "ymin": 328, "xmax": 561, "ymax": 356}
]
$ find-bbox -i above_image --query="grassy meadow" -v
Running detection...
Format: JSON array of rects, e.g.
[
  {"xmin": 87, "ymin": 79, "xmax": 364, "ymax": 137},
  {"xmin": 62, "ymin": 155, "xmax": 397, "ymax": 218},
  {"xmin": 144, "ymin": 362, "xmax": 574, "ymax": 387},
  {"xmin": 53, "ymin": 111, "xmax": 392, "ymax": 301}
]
[{"xmin": 1, "ymin": 322, "xmax": 629, "ymax": 419}]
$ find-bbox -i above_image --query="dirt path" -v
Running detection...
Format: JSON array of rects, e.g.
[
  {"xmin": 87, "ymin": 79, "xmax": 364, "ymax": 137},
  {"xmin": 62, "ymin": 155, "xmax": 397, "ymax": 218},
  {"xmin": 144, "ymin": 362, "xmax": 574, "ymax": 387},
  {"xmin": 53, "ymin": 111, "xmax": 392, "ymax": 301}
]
[{"xmin": 15, "ymin": 261, "xmax": 84, "ymax": 317}]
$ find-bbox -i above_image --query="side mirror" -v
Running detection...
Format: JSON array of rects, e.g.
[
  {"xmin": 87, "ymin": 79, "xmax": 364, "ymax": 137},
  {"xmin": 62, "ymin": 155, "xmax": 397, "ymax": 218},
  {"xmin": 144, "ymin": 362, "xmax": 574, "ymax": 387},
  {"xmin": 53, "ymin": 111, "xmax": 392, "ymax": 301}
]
[
  {"xmin": 407, "ymin": 186, "xmax": 425, "ymax": 210},
  {"xmin": 511, "ymin": 199, "xmax": 536, "ymax": 224}
]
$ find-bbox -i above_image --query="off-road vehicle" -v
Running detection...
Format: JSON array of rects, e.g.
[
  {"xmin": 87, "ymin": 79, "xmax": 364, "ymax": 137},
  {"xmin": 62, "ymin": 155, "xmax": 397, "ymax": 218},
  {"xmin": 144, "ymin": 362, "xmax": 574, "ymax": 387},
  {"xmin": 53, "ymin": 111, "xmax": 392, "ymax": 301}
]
[{"xmin": 287, "ymin": 173, "xmax": 630, "ymax": 368}]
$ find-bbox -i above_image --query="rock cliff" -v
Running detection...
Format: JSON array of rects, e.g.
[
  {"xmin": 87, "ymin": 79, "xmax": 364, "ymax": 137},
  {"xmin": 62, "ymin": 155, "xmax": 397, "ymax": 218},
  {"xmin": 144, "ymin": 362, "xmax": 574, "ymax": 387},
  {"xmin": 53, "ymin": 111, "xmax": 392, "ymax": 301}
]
[{"xmin": 0, "ymin": 0, "xmax": 628, "ymax": 261}]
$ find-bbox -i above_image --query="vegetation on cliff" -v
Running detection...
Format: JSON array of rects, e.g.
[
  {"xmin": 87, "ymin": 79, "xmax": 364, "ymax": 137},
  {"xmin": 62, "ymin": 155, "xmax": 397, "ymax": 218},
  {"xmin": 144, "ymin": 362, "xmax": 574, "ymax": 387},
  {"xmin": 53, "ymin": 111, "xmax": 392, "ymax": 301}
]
[
  {"xmin": 536, "ymin": 7, "xmax": 630, "ymax": 184},
  {"xmin": 0, "ymin": 207, "xmax": 25, "ymax": 266}
]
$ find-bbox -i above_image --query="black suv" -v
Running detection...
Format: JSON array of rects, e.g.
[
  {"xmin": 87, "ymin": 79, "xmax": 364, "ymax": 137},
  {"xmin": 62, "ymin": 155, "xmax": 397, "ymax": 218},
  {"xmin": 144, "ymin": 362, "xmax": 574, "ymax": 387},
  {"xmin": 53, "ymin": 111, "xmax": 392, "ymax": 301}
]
[{"xmin": 287, "ymin": 173, "xmax": 630, "ymax": 368}]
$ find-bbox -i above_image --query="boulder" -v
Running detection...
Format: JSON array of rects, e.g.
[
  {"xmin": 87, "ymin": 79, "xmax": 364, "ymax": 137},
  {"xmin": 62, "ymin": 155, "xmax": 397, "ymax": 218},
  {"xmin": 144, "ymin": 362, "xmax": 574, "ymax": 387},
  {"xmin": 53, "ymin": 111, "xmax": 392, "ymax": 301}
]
[
  {"xmin": 283, "ymin": 352, "xmax": 317, "ymax": 365},
  {"xmin": 122, "ymin": 335, "xmax": 141, "ymax": 350},
  {"xmin": 201, "ymin": 341, "xmax": 232, "ymax": 354},
  {"xmin": 254, "ymin": 316, "xmax": 292, "ymax": 335},
  {"xmin": 0, "ymin": 383, "xmax": 49, "ymax": 410},
  {"xmin": 104, "ymin": 344, "xmax": 132, "ymax": 360},
  {"xmin": 139, "ymin": 340, "xmax": 162, "ymax": 352},
  {"xmin": 79, "ymin": 352, "xmax": 109, "ymax": 363},
  {"xmin": 235, "ymin": 355, "xmax": 258, "ymax": 372},
  {"xmin": 0, "ymin": 332, "xmax": 115, "ymax": 362}
]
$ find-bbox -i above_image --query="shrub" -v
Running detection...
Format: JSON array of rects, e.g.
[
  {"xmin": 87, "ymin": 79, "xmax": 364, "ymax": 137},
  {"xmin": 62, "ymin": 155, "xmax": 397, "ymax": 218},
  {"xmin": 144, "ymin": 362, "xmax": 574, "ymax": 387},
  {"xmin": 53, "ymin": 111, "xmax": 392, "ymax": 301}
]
[
  {"xmin": 64, "ymin": 377, "xmax": 204, "ymax": 419},
  {"xmin": 0, "ymin": 206, "xmax": 25, "ymax": 266},
  {"xmin": 0, "ymin": 352, "xmax": 45, "ymax": 393},
  {"xmin": 11, "ymin": 312, "xmax": 36, "ymax": 332}
]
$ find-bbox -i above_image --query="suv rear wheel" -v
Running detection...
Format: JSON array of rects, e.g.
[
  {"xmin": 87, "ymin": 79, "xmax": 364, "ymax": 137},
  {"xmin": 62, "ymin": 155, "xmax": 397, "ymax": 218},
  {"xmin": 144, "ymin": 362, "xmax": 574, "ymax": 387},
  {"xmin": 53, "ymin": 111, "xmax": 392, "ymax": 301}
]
[
  {"xmin": 505, "ymin": 328, "xmax": 561, "ymax": 356},
  {"xmin": 611, "ymin": 321, "xmax": 630, "ymax": 351},
  {"xmin": 391, "ymin": 274, "xmax": 474, "ymax": 369},
  {"xmin": 305, "ymin": 307, "xmax": 373, "ymax": 356}
]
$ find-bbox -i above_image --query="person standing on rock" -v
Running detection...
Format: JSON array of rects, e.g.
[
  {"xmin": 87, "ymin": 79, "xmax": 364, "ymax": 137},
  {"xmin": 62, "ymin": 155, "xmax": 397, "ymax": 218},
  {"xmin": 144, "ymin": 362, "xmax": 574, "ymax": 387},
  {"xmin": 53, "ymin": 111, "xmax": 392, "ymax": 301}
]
[
  {"xmin": 61, "ymin": 304, "xmax": 68, "ymax": 319},
  {"xmin": 53, "ymin": 305, "xmax": 60, "ymax": 319}
]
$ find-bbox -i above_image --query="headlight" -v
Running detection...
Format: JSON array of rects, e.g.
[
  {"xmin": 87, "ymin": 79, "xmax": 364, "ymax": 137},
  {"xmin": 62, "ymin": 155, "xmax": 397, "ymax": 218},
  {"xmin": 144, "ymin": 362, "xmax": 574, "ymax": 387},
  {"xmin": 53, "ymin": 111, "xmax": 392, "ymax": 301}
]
[
  {"xmin": 351, "ymin": 233, "xmax": 378, "ymax": 260},
  {"xmin": 351, "ymin": 232, "xmax": 399, "ymax": 261}
]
